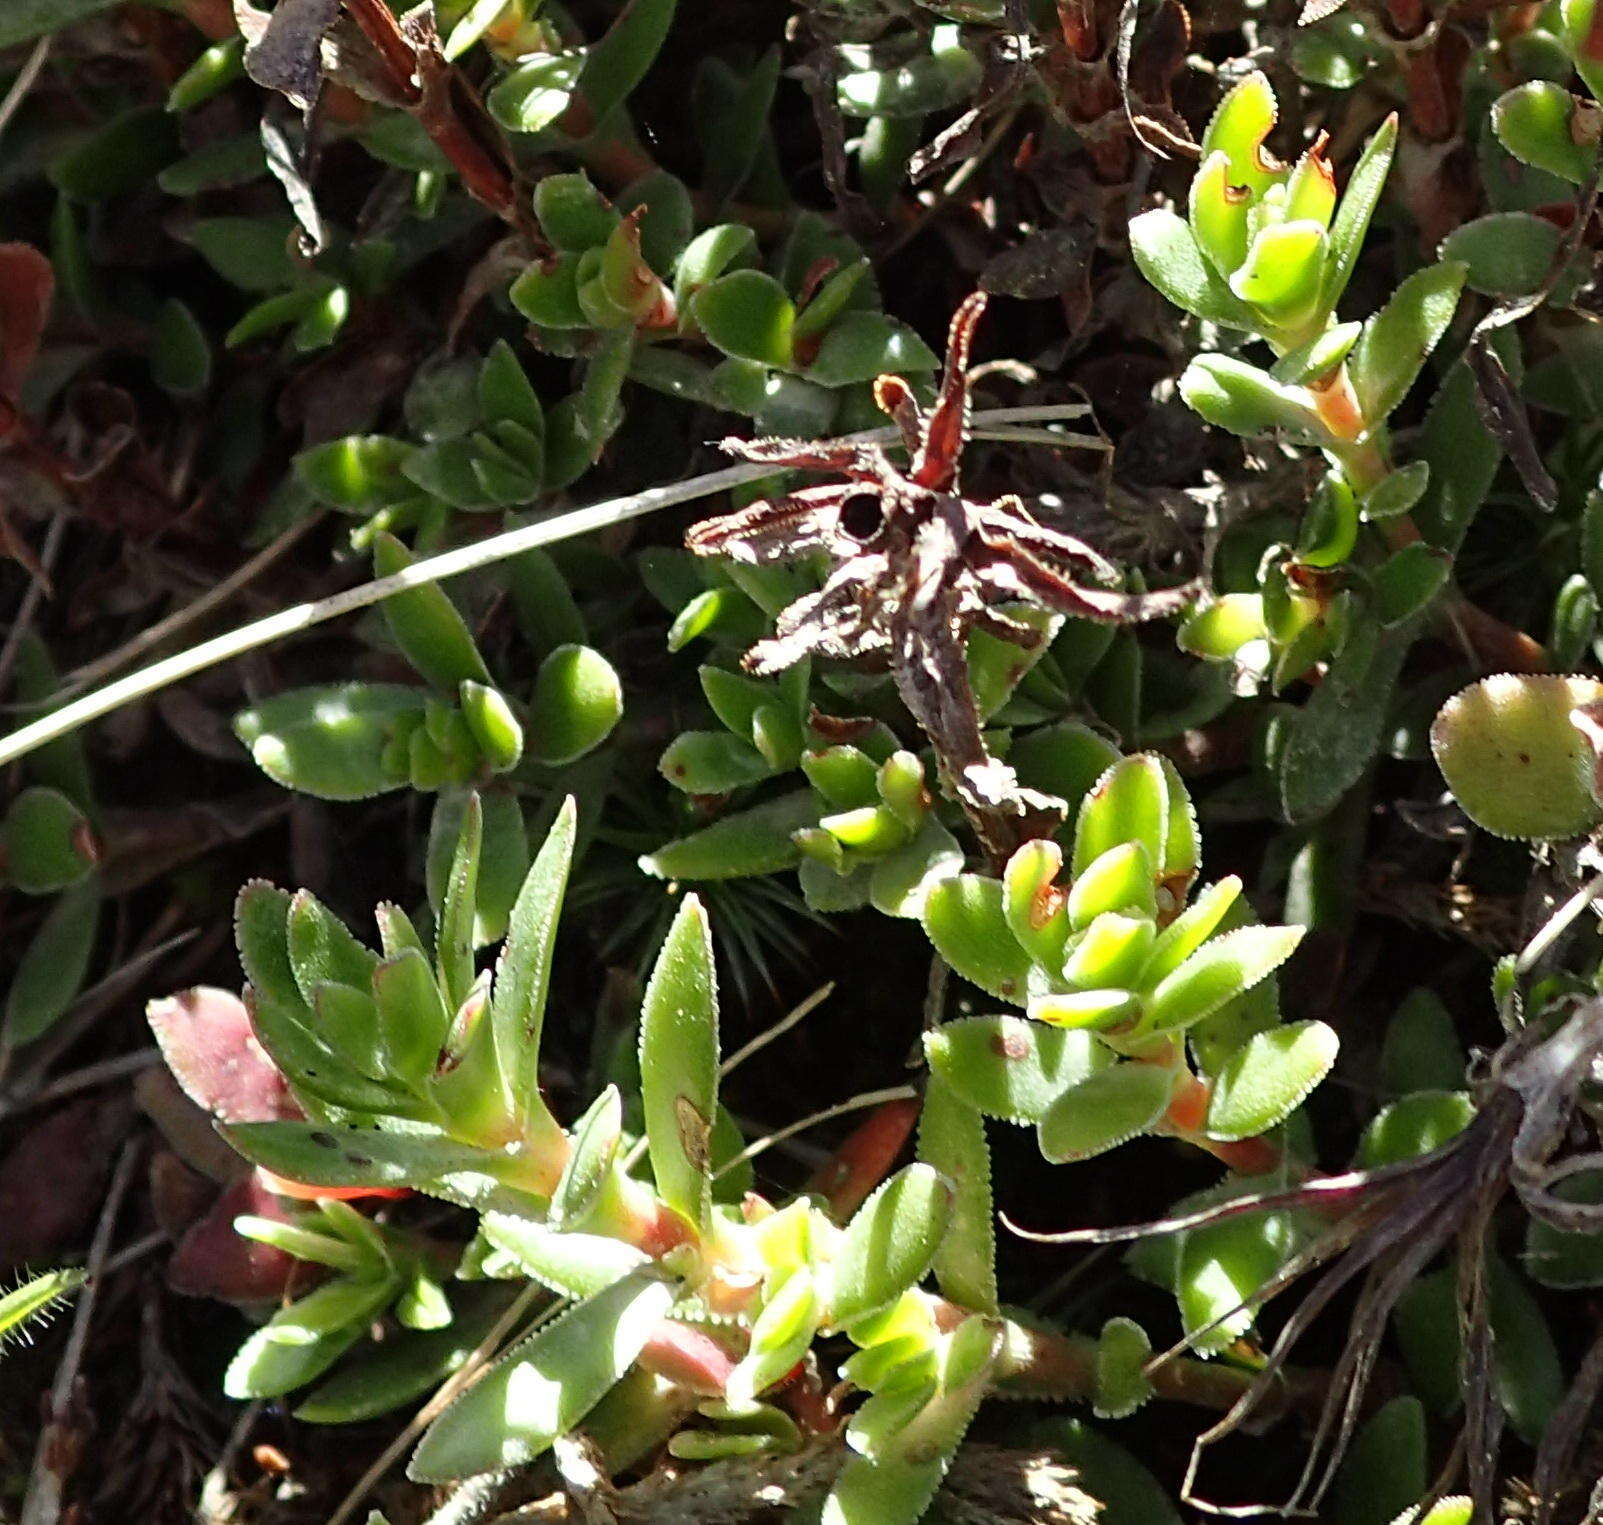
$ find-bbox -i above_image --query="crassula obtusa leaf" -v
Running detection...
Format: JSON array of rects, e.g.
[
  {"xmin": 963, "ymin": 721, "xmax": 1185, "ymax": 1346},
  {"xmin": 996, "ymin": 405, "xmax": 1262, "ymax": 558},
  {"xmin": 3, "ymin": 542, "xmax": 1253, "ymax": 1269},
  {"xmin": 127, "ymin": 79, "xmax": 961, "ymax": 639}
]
[
  {"xmin": 525, "ymin": 645, "xmax": 623, "ymax": 766},
  {"xmin": 1430, "ymin": 674, "xmax": 1603, "ymax": 839},
  {"xmin": 916, "ymin": 1072, "xmax": 997, "ymax": 1313},
  {"xmin": 1492, "ymin": 82, "xmax": 1600, "ymax": 185},
  {"xmin": 1203, "ymin": 1019, "xmax": 1338, "ymax": 1140},
  {"xmin": 825, "ymin": 1315, "xmax": 998, "ymax": 1525},
  {"xmin": 235, "ymin": 684, "xmax": 429, "ymax": 801},
  {"xmin": 479, "ymin": 1217, "xmax": 650, "ymax": 1299},
  {"xmin": 491, "ymin": 797, "xmax": 576, "ymax": 1137},
  {"xmin": 1177, "ymin": 1207, "xmax": 1304, "ymax": 1354},
  {"xmin": 1037, "ymin": 1061, "xmax": 1175, "ymax": 1163},
  {"xmin": 923, "ymin": 1015, "xmax": 1107, "ymax": 1125},
  {"xmin": 408, "ymin": 1270, "xmax": 674, "ymax": 1482},
  {"xmin": 828, "ymin": 1164, "xmax": 952, "ymax": 1329},
  {"xmin": 1128, "ymin": 209, "xmax": 1256, "ymax": 330},
  {"xmin": 1144, "ymin": 925, "xmax": 1305, "ymax": 1035},
  {"xmin": 1, "ymin": 786, "xmax": 96, "ymax": 894},
  {"xmin": 1093, "ymin": 1317, "xmax": 1154, "ymax": 1419},
  {"xmin": 1348, "ymin": 262, "xmax": 1466, "ymax": 426},
  {"xmin": 920, "ymin": 875, "xmax": 1033, "ymax": 1002},
  {"xmin": 639, "ymin": 895, "xmax": 719, "ymax": 1231}
]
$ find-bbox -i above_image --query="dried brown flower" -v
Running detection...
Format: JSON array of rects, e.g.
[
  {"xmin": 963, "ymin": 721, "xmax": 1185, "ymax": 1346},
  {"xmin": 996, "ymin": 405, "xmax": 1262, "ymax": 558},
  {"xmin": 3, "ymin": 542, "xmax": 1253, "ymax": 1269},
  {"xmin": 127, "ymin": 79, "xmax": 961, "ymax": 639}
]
[{"xmin": 686, "ymin": 290, "xmax": 1194, "ymax": 860}]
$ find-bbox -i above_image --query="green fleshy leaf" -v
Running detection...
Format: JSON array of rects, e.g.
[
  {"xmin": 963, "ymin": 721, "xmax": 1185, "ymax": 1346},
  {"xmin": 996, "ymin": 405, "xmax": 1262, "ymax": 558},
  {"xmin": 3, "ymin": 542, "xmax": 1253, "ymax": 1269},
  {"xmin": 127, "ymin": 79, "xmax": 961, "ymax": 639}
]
[
  {"xmin": 1431, "ymin": 673, "xmax": 1603, "ymax": 840},
  {"xmin": 1355, "ymin": 1091, "xmax": 1473, "ymax": 1168},
  {"xmin": 225, "ymin": 1121, "xmax": 500, "ymax": 1190},
  {"xmin": 1204, "ymin": 1019, "xmax": 1337, "ymax": 1139},
  {"xmin": 692, "ymin": 271, "xmax": 796, "ymax": 368},
  {"xmin": 1322, "ymin": 113, "xmax": 1397, "ymax": 313},
  {"xmin": 487, "ymin": 796, "xmax": 576, "ymax": 1141},
  {"xmin": 1038, "ymin": 1062, "xmax": 1174, "ymax": 1163},
  {"xmin": 235, "ymin": 683, "xmax": 426, "ymax": 800},
  {"xmin": 639, "ymin": 896, "xmax": 719, "ymax": 1230},
  {"xmin": 372, "ymin": 533, "xmax": 491, "ymax": 691},
  {"xmin": 481, "ymin": 1216, "xmax": 650, "ymax": 1299},
  {"xmin": 1093, "ymin": 1317, "xmax": 1154, "ymax": 1419},
  {"xmin": 3, "ymin": 877, "xmax": 100, "ymax": 1045},
  {"xmin": 2, "ymin": 786, "xmax": 95, "ymax": 894},
  {"xmin": 830, "ymin": 1164, "xmax": 952, "ymax": 1328},
  {"xmin": 1492, "ymin": 81, "xmax": 1599, "ymax": 184},
  {"xmin": 225, "ymin": 1278, "xmax": 395, "ymax": 1399},
  {"xmin": 639, "ymin": 792, "xmax": 819, "ymax": 880},
  {"xmin": 1129, "ymin": 208, "xmax": 1255, "ymax": 329},
  {"xmin": 920, "ymin": 875, "xmax": 1033, "ymax": 1003},
  {"xmin": 924, "ymin": 1017, "xmax": 1108, "ymax": 1125},
  {"xmin": 527, "ymin": 645, "xmax": 623, "ymax": 765},
  {"xmin": 295, "ymin": 435, "xmax": 415, "ymax": 512},
  {"xmin": 408, "ymin": 1271, "xmax": 675, "ymax": 1481},
  {"xmin": 916, "ymin": 1073, "xmax": 997, "ymax": 1313},
  {"xmin": 1331, "ymin": 1397, "xmax": 1427, "ymax": 1525},
  {"xmin": 1348, "ymin": 262, "xmax": 1467, "ymax": 426},
  {"xmin": 486, "ymin": 52, "xmax": 583, "ymax": 133}
]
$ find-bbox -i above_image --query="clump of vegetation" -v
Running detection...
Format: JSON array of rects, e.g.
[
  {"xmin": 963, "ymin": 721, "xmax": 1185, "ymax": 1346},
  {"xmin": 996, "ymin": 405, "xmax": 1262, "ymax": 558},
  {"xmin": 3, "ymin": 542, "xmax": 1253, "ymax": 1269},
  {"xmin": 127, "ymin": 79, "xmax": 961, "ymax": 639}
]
[{"xmin": 9, "ymin": 1, "xmax": 1603, "ymax": 1522}]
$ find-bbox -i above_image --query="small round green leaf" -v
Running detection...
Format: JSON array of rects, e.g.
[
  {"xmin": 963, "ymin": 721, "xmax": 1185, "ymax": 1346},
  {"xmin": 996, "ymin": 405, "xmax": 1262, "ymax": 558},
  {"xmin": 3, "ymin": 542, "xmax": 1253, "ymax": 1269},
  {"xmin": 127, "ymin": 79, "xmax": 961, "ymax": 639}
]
[
  {"xmin": 1431, "ymin": 673, "xmax": 1603, "ymax": 840},
  {"xmin": 1037, "ymin": 1061, "xmax": 1174, "ymax": 1163}
]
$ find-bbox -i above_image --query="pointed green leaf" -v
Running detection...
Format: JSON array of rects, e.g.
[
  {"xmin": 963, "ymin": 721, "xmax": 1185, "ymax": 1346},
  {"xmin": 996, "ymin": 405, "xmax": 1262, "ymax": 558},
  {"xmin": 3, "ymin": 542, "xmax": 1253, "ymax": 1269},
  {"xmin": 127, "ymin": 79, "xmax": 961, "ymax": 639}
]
[
  {"xmin": 4, "ymin": 876, "xmax": 100, "ymax": 1045},
  {"xmin": 639, "ymin": 791, "xmax": 818, "ymax": 880},
  {"xmin": 829, "ymin": 1164, "xmax": 952, "ymax": 1329},
  {"xmin": 371, "ymin": 532, "xmax": 491, "ymax": 691},
  {"xmin": 1349, "ymin": 262, "xmax": 1466, "ymax": 426},
  {"xmin": 225, "ymin": 1120, "xmax": 502, "ymax": 1190},
  {"xmin": 1324, "ymin": 112, "xmax": 1397, "ymax": 312},
  {"xmin": 640, "ymin": 896, "xmax": 719, "ymax": 1229},
  {"xmin": 491, "ymin": 797, "xmax": 575, "ymax": 1139},
  {"xmin": 729, "ymin": 1268, "xmax": 820, "ymax": 1407},
  {"xmin": 408, "ymin": 1270, "xmax": 674, "ymax": 1481},
  {"xmin": 225, "ymin": 1278, "xmax": 395, "ymax": 1398},
  {"xmin": 550, "ymin": 1085, "xmax": 623, "ymax": 1227},
  {"xmin": 481, "ymin": 1215, "xmax": 650, "ymax": 1299},
  {"xmin": 286, "ymin": 890, "xmax": 379, "ymax": 1009}
]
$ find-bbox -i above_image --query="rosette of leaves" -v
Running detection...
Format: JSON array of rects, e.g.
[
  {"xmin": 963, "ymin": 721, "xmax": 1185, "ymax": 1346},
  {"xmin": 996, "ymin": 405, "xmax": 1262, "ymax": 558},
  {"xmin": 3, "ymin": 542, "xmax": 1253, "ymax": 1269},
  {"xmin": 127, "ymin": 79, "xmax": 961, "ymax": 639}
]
[
  {"xmin": 187, "ymin": 795, "xmax": 1039, "ymax": 1524},
  {"xmin": 638, "ymin": 550, "xmax": 1157, "ymax": 911},
  {"xmin": 920, "ymin": 754, "xmax": 1331, "ymax": 1165},
  {"xmin": 290, "ymin": 338, "xmax": 602, "ymax": 538},
  {"xmin": 511, "ymin": 173, "xmax": 939, "ymax": 437},
  {"xmin": 1135, "ymin": 74, "xmax": 1465, "ymax": 691},
  {"xmin": 233, "ymin": 529, "xmax": 620, "ymax": 805}
]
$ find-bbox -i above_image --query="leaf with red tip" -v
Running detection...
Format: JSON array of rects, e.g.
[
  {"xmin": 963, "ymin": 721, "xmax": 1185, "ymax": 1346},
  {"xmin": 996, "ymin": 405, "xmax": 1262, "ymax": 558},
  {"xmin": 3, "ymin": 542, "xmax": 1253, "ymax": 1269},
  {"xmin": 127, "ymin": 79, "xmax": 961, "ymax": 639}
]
[{"xmin": 148, "ymin": 986, "xmax": 301, "ymax": 1124}]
